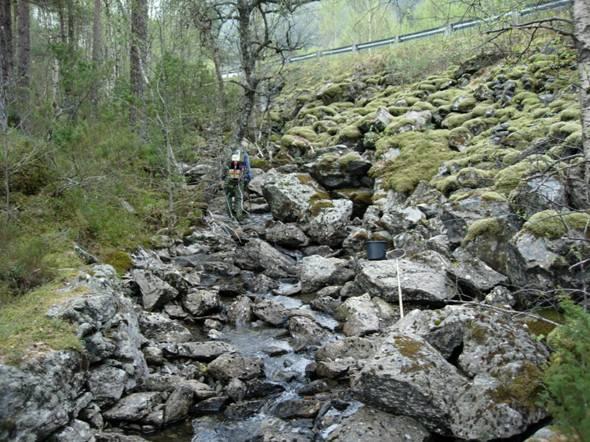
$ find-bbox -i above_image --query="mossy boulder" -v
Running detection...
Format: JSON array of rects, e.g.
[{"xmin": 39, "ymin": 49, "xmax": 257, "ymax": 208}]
[
  {"xmin": 523, "ymin": 210, "xmax": 590, "ymax": 239},
  {"xmin": 495, "ymin": 155, "xmax": 552, "ymax": 195},
  {"xmin": 442, "ymin": 113, "xmax": 473, "ymax": 129},
  {"xmin": 310, "ymin": 149, "xmax": 372, "ymax": 190},
  {"xmin": 384, "ymin": 110, "xmax": 432, "ymax": 135},
  {"xmin": 451, "ymin": 95, "xmax": 477, "ymax": 113},
  {"xmin": 448, "ymin": 126, "xmax": 472, "ymax": 151}
]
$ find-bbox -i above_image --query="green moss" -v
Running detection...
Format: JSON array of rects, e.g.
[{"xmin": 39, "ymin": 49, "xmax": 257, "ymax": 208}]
[
  {"xmin": 481, "ymin": 191, "xmax": 507, "ymax": 202},
  {"xmin": 250, "ymin": 158, "xmax": 270, "ymax": 170},
  {"xmin": 463, "ymin": 217, "xmax": 503, "ymax": 244},
  {"xmin": 559, "ymin": 107, "xmax": 581, "ymax": 122},
  {"xmin": 299, "ymin": 105, "xmax": 337, "ymax": 119},
  {"xmin": 371, "ymin": 130, "xmax": 455, "ymax": 194},
  {"xmin": 310, "ymin": 200, "xmax": 334, "ymax": 217},
  {"xmin": 442, "ymin": 113, "xmax": 473, "ymax": 129},
  {"xmin": 385, "ymin": 117, "xmax": 419, "ymax": 135},
  {"xmin": 335, "ymin": 188, "xmax": 373, "ymax": 205},
  {"xmin": 339, "ymin": 125, "xmax": 362, "ymax": 141},
  {"xmin": 338, "ymin": 152, "xmax": 362, "ymax": 168},
  {"xmin": 472, "ymin": 104, "xmax": 494, "ymax": 117},
  {"xmin": 411, "ymin": 101, "xmax": 435, "ymax": 112},
  {"xmin": 429, "ymin": 88, "xmax": 463, "ymax": 103},
  {"xmin": 495, "ymin": 156, "xmax": 551, "ymax": 195},
  {"xmin": 563, "ymin": 130, "xmax": 582, "ymax": 147},
  {"xmin": 103, "ymin": 250, "xmax": 132, "ymax": 275},
  {"xmin": 468, "ymin": 322, "xmax": 488, "ymax": 344},
  {"xmin": 433, "ymin": 175, "xmax": 459, "ymax": 194},
  {"xmin": 456, "ymin": 167, "xmax": 495, "ymax": 188},
  {"xmin": 490, "ymin": 361, "xmax": 543, "ymax": 411},
  {"xmin": 0, "ymin": 282, "xmax": 84, "ymax": 364},
  {"xmin": 524, "ymin": 210, "xmax": 590, "ymax": 239},
  {"xmin": 550, "ymin": 121, "xmax": 582, "ymax": 139},
  {"xmin": 452, "ymin": 96, "xmax": 477, "ymax": 113},
  {"xmin": 286, "ymin": 126, "xmax": 318, "ymax": 141},
  {"xmin": 394, "ymin": 336, "xmax": 423, "ymax": 358}
]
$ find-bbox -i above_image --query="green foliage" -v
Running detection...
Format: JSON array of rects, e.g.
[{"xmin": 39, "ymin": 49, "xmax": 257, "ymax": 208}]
[{"xmin": 542, "ymin": 300, "xmax": 590, "ymax": 440}]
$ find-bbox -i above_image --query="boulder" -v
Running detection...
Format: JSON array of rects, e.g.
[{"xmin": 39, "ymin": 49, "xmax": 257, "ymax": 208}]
[
  {"xmin": 447, "ymin": 248, "xmax": 508, "ymax": 295},
  {"xmin": 356, "ymin": 259, "xmax": 457, "ymax": 302},
  {"xmin": 163, "ymin": 385, "xmax": 194, "ymax": 424},
  {"xmin": 352, "ymin": 332, "xmax": 468, "ymax": 434},
  {"xmin": 510, "ymin": 176, "xmax": 567, "ymax": 219},
  {"xmin": 207, "ymin": 353, "xmax": 264, "ymax": 381},
  {"xmin": 288, "ymin": 316, "xmax": 332, "ymax": 350},
  {"xmin": 306, "ymin": 199, "xmax": 353, "ymax": 247},
  {"xmin": 309, "ymin": 150, "xmax": 372, "ymax": 190},
  {"xmin": 138, "ymin": 312, "xmax": 193, "ymax": 344},
  {"xmin": 315, "ymin": 337, "xmax": 379, "ymax": 379},
  {"xmin": 0, "ymin": 352, "xmax": 87, "ymax": 442},
  {"xmin": 335, "ymin": 294, "xmax": 380, "ymax": 337},
  {"xmin": 48, "ymin": 419, "xmax": 93, "ymax": 442},
  {"xmin": 262, "ymin": 171, "xmax": 327, "ymax": 222},
  {"xmin": 326, "ymin": 407, "xmax": 429, "ymax": 442},
  {"xmin": 131, "ymin": 270, "xmax": 178, "ymax": 311},
  {"xmin": 272, "ymin": 399, "xmax": 322, "ymax": 419},
  {"xmin": 103, "ymin": 392, "xmax": 163, "ymax": 423},
  {"xmin": 182, "ymin": 289, "xmax": 220, "ymax": 317},
  {"xmin": 227, "ymin": 296, "xmax": 252, "ymax": 326},
  {"xmin": 160, "ymin": 341, "xmax": 236, "ymax": 361},
  {"xmin": 265, "ymin": 223, "xmax": 309, "ymax": 248},
  {"xmin": 234, "ymin": 238, "xmax": 296, "ymax": 279},
  {"xmin": 252, "ymin": 300, "xmax": 289, "ymax": 326},
  {"xmin": 299, "ymin": 255, "xmax": 351, "ymax": 293},
  {"xmin": 379, "ymin": 207, "xmax": 425, "ymax": 235},
  {"xmin": 87, "ymin": 365, "xmax": 128, "ymax": 407}
]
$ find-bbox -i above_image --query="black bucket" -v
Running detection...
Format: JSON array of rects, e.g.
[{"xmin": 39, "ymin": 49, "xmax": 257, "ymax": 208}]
[{"xmin": 366, "ymin": 240, "xmax": 387, "ymax": 260}]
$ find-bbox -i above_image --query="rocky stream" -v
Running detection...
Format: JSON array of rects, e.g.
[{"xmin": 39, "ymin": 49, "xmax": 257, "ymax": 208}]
[{"xmin": 2, "ymin": 46, "xmax": 589, "ymax": 442}]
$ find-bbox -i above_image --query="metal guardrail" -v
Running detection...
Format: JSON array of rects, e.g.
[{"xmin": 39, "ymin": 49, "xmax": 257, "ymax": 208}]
[{"xmin": 287, "ymin": 0, "xmax": 572, "ymax": 64}]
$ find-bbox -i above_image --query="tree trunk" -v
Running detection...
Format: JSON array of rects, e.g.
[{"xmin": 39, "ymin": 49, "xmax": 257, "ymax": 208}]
[
  {"xmin": 130, "ymin": 0, "xmax": 148, "ymax": 138},
  {"xmin": 91, "ymin": 0, "xmax": 103, "ymax": 111},
  {"xmin": 16, "ymin": 0, "xmax": 30, "ymax": 96},
  {"xmin": 236, "ymin": 0, "xmax": 256, "ymax": 141},
  {"xmin": 0, "ymin": 0, "xmax": 13, "ymax": 87},
  {"xmin": 573, "ymin": 0, "xmax": 590, "ymax": 207}
]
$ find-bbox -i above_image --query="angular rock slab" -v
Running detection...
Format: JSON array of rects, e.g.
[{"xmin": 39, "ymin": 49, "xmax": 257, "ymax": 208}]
[
  {"xmin": 336, "ymin": 293, "xmax": 381, "ymax": 337},
  {"xmin": 139, "ymin": 312, "xmax": 193, "ymax": 344},
  {"xmin": 160, "ymin": 341, "xmax": 236, "ymax": 361},
  {"xmin": 447, "ymin": 248, "xmax": 508, "ymax": 294},
  {"xmin": 132, "ymin": 270, "xmax": 178, "ymax": 311},
  {"xmin": 356, "ymin": 259, "xmax": 458, "ymax": 302},
  {"xmin": 299, "ymin": 255, "xmax": 350, "ymax": 293},
  {"xmin": 234, "ymin": 238, "xmax": 296, "ymax": 279},
  {"xmin": 207, "ymin": 353, "xmax": 264, "ymax": 381},
  {"xmin": 306, "ymin": 199, "xmax": 353, "ymax": 247},
  {"xmin": 352, "ymin": 332, "xmax": 468, "ymax": 434},
  {"xmin": 103, "ymin": 392, "xmax": 163, "ymax": 422}
]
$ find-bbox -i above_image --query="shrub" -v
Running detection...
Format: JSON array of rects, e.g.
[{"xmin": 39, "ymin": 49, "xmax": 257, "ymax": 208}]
[{"xmin": 542, "ymin": 299, "xmax": 590, "ymax": 440}]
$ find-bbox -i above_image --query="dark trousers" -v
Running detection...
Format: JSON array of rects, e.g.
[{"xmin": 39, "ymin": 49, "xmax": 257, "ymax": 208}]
[{"xmin": 225, "ymin": 179, "xmax": 245, "ymax": 220}]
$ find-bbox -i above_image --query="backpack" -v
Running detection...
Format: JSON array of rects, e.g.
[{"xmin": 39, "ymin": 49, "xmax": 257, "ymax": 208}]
[{"xmin": 228, "ymin": 150, "xmax": 244, "ymax": 181}]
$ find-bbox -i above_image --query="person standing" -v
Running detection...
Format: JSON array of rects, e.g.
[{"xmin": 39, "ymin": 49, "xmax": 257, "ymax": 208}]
[{"xmin": 224, "ymin": 139, "xmax": 252, "ymax": 221}]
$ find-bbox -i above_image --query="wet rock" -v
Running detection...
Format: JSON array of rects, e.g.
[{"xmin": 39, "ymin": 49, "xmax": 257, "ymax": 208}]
[
  {"xmin": 138, "ymin": 312, "xmax": 192, "ymax": 344},
  {"xmin": 265, "ymin": 223, "xmax": 310, "ymax": 248},
  {"xmin": 326, "ymin": 407, "xmax": 429, "ymax": 442},
  {"xmin": 234, "ymin": 238, "xmax": 297, "ymax": 278},
  {"xmin": 207, "ymin": 353, "xmax": 264, "ymax": 381},
  {"xmin": 227, "ymin": 296, "xmax": 253, "ymax": 326},
  {"xmin": 48, "ymin": 420, "xmax": 93, "ymax": 442},
  {"xmin": 336, "ymin": 294, "xmax": 380, "ymax": 336},
  {"xmin": 163, "ymin": 385, "xmax": 194, "ymax": 424},
  {"xmin": 95, "ymin": 432, "xmax": 149, "ymax": 442},
  {"xmin": 273, "ymin": 281, "xmax": 302, "ymax": 296},
  {"xmin": 191, "ymin": 396, "xmax": 228, "ymax": 416},
  {"xmin": 273, "ymin": 399, "xmax": 322, "ymax": 419},
  {"xmin": 356, "ymin": 259, "xmax": 457, "ymax": 302},
  {"xmin": 299, "ymin": 255, "xmax": 351, "ymax": 293},
  {"xmin": 306, "ymin": 199, "xmax": 353, "ymax": 247},
  {"xmin": 288, "ymin": 316, "xmax": 331, "ymax": 350},
  {"xmin": 88, "ymin": 365, "xmax": 128, "ymax": 407},
  {"xmin": 252, "ymin": 300, "xmax": 289, "ymax": 326},
  {"xmin": 224, "ymin": 400, "xmax": 265, "ymax": 419},
  {"xmin": 160, "ymin": 341, "xmax": 236, "ymax": 361},
  {"xmin": 182, "ymin": 289, "xmax": 220, "ymax": 317},
  {"xmin": 103, "ymin": 392, "xmax": 163, "ymax": 423},
  {"xmin": 79, "ymin": 403, "xmax": 104, "ymax": 429},
  {"xmin": 163, "ymin": 302, "xmax": 189, "ymax": 320},
  {"xmin": 178, "ymin": 380, "xmax": 216, "ymax": 400},
  {"xmin": 352, "ymin": 333, "xmax": 467, "ymax": 434},
  {"xmin": 297, "ymin": 380, "xmax": 329, "ymax": 396},
  {"xmin": 132, "ymin": 270, "xmax": 178, "ymax": 311},
  {"xmin": 242, "ymin": 271, "xmax": 279, "ymax": 294},
  {"xmin": 447, "ymin": 248, "xmax": 508, "ymax": 295},
  {"xmin": 310, "ymin": 295, "xmax": 342, "ymax": 315},
  {"xmin": 262, "ymin": 171, "xmax": 325, "ymax": 222}
]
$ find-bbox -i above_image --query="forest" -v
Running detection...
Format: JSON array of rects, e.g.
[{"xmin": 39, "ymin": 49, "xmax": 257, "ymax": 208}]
[{"xmin": 0, "ymin": 0, "xmax": 590, "ymax": 440}]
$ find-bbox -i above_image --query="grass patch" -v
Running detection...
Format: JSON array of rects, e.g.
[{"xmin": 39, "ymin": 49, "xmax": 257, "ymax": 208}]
[{"xmin": 0, "ymin": 281, "xmax": 85, "ymax": 365}]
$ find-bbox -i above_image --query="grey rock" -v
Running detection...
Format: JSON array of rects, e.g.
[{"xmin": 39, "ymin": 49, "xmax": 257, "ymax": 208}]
[
  {"xmin": 265, "ymin": 223, "xmax": 309, "ymax": 248},
  {"xmin": 95, "ymin": 432, "xmax": 148, "ymax": 442},
  {"xmin": 373, "ymin": 107, "xmax": 395, "ymax": 131},
  {"xmin": 234, "ymin": 238, "xmax": 296, "ymax": 279},
  {"xmin": 352, "ymin": 332, "xmax": 468, "ymax": 434},
  {"xmin": 88, "ymin": 365, "xmax": 128, "ymax": 407},
  {"xmin": 336, "ymin": 294, "xmax": 380, "ymax": 336},
  {"xmin": 514, "ymin": 232, "xmax": 560, "ymax": 271},
  {"xmin": 227, "ymin": 296, "xmax": 253, "ymax": 326},
  {"xmin": 310, "ymin": 295, "xmax": 342, "ymax": 315},
  {"xmin": 103, "ymin": 392, "xmax": 163, "ymax": 422},
  {"xmin": 356, "ymin": 259, "xmax": 457, "ymax": 302},
  {"xmin": 262, "ymin": 171, "xmax": 325, "ymax": 222},
  {"xmin": 309, "ymin": 150, "xmax": 372, "ymax": 190},
  {"xmin": 207, "ymin": 353, "xmax": 264, "ymax": 381},
  {"xmin": 326, "ymin": 407, "xmax": 429, "ymax": 442},
  {"xmin": 48, "ymin": 420, "xmax": 93, "ymax": 442},
  {"xmin": 163, "ymin": 385, "xmax": 194, "ymax": 424},
  {"xmin": 132, "ymin": 270, "xmax": 178, "ymax": 311},
  {"xmin": 182, "ymin": 289, "xmax": 220, "ymax": 317},
  {"xmin": 316, "ymin": 337, "xmax": 379, "ymax": 379},
  {"xmin": 448, "ymin": 248, "xmax": 508, "ymax": 294},
  {"xmin": 272, "ymin": 399, "xmax": 321, "ymax": 419},
  {"xmin": 306, "ymin": 199, "xmax": 353, "ymax": 247},
  {"xmin": 0, "ymin": 351, "xmax": 86, "ymax": 442},
  {"xmin": 379, "ymin": 207, "xmax": 425, "ymax": 235},
  {"xmin": 288, "ymin": 316, "xmax": 331, "ymax": 350},
  {"xmin": 79, "ymin": 403, "xmax": 104, "ymax": 429},
  {"xmin": 138, "ymin": 312, "xmax": 192, "ymax": 344},
  {"xmin": 252, "ymin": 300, "xmax": 289, "ymax": 326},
  {"xmin": 160, "ymin": 341, "xmax": 236, "ymax": 361},
  {"xmin": 299, "ymin": 255, "xmax": 351, "ymax": 293},
  {"xmin": 510, "ymin": 176, "xmax": 567, "ymax": 218},
  {"xmin": 484, "ymin": 286, "xmax": 515, "ymax": 307}
]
